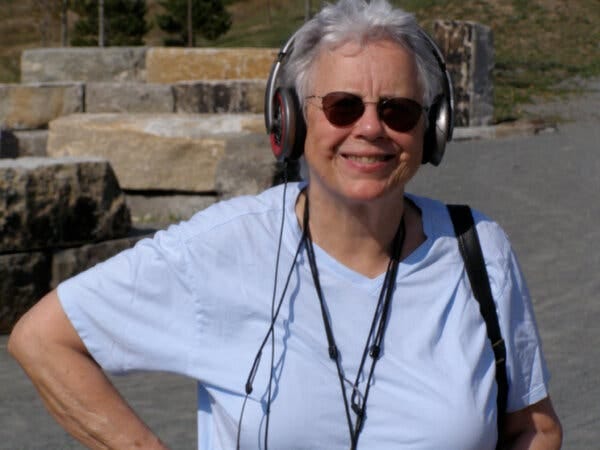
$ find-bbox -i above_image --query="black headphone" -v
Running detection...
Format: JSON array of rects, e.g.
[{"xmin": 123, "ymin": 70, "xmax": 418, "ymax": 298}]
[{"xmin": 264, "ymin": 28, "xmax": 455, "ymax": 166}]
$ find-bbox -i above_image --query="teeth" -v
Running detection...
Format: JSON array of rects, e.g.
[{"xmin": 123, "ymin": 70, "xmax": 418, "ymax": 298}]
[{"xmin": 345, "ymin": 155, "xmax": 390, "ymax": 163}]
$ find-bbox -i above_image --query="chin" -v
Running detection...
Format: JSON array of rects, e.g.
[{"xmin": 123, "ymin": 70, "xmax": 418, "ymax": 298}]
[{"xmin": 333, "ymin": 179, "xmax": 406, "ymax": 204}]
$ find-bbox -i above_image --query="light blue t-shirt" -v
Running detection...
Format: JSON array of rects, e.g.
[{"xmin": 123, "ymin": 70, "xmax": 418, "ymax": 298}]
[{"xmin": 58, "ymin": 182, "xmax": 549, "ymax": 450}]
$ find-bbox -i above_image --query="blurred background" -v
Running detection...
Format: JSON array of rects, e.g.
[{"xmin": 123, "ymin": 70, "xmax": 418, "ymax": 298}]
[{"xmin": 1, "ymin": 0, "xmax": 599, "ymax": 123}]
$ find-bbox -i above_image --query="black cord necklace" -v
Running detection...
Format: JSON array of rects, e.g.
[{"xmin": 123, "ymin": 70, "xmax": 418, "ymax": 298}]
[{"xmin": 302, "ymin": 195, "xmax": 406, "ymax": 450}]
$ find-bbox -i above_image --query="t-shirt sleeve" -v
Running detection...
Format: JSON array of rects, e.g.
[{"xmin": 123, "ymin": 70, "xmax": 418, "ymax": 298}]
[
  {"xmin": 57, "ymin": 225, "xmax": 200, "ymax": 376},
  {"xmin": 478, "ymin": 218, "xmax": 551, "ymax": 413}
]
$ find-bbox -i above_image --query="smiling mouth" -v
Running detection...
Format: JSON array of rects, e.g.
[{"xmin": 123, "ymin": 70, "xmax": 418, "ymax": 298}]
[{"xmin": 344, "ymin": 154, "xmax": 395, "ymax": 163}]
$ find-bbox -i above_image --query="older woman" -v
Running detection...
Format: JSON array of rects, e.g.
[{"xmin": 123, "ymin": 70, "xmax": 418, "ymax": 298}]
[{"xmin": 9, "ymin": 0, "xmax": 561, "ymax": 449}]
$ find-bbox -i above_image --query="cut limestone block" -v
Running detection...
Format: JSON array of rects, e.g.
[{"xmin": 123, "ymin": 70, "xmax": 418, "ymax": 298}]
[
  {"xmin": 0, "ymin": 251, "xmax": 51, "ymax": 334},
  {"xmin": 21, "ymin": 47, "xmax": 148, "ymax": 83},
  {"xmin": 433, "ymin": 20, "xmax": 495, "ymax": 127},
  {"xmin": 215, "ymin": 133, "xmax": 279, "ymax": 200},
  {"xmin": 0, "ymin": 156, "xmax": 131, "ymax": 253},
  {"xmin": 47, "ymin": 113, "xmax": 272, "ymax": 193},
  {"xmin": 146, "ymin": 48, "xmax": 278, "ymax": 83},
  {"xmin": 126, "ymin": 194, "xmax": 216, "ymax": 227},
  {"xmin": 173, "ymin": 80, "xmax": 266, "ymax": 113},
  {"xmin": 0, "ymin": 83, "xmax": 84, "ymax": 130},
  {"xmin": 50, "ymin": 231, "xmax": 154, "ymax": 289},
  {"xmin": 85, "ymin": 82, "xmax": 175, "ymax": 113}
]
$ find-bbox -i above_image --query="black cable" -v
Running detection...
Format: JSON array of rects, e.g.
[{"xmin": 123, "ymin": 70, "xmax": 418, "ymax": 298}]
[
  {"xmin": 303, "ymin": 204, "xmax": 355, "ymax": 441},
  {"xmin": 236, "ymin": 171, "xmax": 307, "ymax": 450},
  {"xmin": 303, "ymin": 194, "xmax": 406, "ymax": 450},
  {"xmin": 351, "ymin": 220, "xmax": 404, "ymax": 448},
  {"xmin": 264, "ymin": 163, "xmax": 290, "ymax": 450}
]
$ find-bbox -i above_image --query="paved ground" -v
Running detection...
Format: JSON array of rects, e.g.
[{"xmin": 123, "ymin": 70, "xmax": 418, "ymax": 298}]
[{"xmin": 1, "ymin": 80, "xmax": 599, "ymax": 449}]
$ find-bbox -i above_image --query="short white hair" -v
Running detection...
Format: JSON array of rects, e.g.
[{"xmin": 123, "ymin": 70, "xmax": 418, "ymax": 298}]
[{"xmin": 283, "ymin": 0, "xmax": 442, "ymax": 109}]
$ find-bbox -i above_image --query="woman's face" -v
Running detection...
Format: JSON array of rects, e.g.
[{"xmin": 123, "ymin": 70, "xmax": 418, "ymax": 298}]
[{"xmin": 303, "ymin": 40, "xmax": 425, "ymax": 204}]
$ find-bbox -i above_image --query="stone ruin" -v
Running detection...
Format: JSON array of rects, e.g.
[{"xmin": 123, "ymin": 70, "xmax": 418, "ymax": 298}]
[{"xmin": 0, "ymin": 21, "xmax": 494, "ymax": 333}]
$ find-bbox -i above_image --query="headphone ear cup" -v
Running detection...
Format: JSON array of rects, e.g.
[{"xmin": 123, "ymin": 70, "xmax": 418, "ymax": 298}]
[
  {"xmin": 269, "ymin": 87, "xmax": 306, "ymax": 161},
  {"xmin": 422, "ymin": 94, "xmax": 450, "ymax": 166}
]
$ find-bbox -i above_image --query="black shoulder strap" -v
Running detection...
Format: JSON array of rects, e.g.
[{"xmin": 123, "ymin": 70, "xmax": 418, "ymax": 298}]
[{"xmin": 447, "ymin": 204, "xmax": 508, "ymax": 444}]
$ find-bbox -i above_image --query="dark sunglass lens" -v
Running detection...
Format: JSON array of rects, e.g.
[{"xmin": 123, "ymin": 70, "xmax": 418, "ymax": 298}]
[
  {"xmin": 380, "ymin": 98, "xmax": 423, "ymax": 132},
  {"xmin": 321, "ymin": 93, "xmax": 364, "ymax": 126}
]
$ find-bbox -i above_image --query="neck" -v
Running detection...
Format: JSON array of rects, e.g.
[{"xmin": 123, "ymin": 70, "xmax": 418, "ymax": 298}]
[{"xmin": 296, "ymin": 187, "xmax": 410, "ymax": 278}]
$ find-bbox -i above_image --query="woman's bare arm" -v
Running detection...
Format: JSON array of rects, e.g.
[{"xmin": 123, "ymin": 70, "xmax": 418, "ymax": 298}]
[
  {"xmin": 8, "ymin": 290, "xmax": 168, "ymax": 450},
  {"xmin": 501, "ymin": 396, "xmax": 562, "ymax": 450}
]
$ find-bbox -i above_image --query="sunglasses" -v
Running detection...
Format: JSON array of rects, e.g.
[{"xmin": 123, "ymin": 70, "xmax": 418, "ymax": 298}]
[{"xmin": 305, "ymin": 91, "xmax": 426, "ymax": 133}]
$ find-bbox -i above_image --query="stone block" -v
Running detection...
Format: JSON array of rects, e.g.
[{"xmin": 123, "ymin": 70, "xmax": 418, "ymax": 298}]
[
  {"xmin": 174, "ymin": 80, "xmax": 266, "ymax": 113},
  {"xmin": 50, "ymin": 231, "xmax": 154, "ymax": 289},
  {"xmin": 0, "ymin": 157, "xmax": 131, "ymax": 253},
  {"xmin": 0, "ymin": 251, "xmax": 50, "ymax": 334},
  {"xmin": 216, "ymin": 133, "xmax": 277, "ymax": 199},
  {"xmin": 21, "ymin": 47, "xmax": 148, "ymax": 83},
  {"xmin": 86, "ymin": 82, "xmax": 175, "ymax": 113},
  {"xmin": 11, "ymin": 130, "xmax": 48, "ymax": 157},
  {"xmin": 0, "ymin": 83, "xmax": 84, "ymax": 130},
  {"xmin": 433, "ymin": 20, "xmax": 495, "ymax": 126},
  {"xmin": 146, "ymin": 48, "xmax": 278, "ymax": 83},
  {"xmin": 126, "ymin": 193, "xmax": 216, "ymax": 227},
  {"xmin": 47, "ymin": 113, "xmax": 268, "ymax": 192}
]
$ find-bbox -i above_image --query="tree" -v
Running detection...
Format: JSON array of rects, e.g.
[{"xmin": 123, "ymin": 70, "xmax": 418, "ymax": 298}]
[
  {"xmin": 157, "ymin": 0, "xmax": 232, "ymax": 46},
  {"xmin": 70, "ymin": 0, "xmax": 150, "ymax": 46},
  {"xmin": 61, "ymin": 0, "xmax": 69, "ymax": 46},
  {"xmin": 32, "ymin": 0, "xmax": 62, "ymax": 46}
]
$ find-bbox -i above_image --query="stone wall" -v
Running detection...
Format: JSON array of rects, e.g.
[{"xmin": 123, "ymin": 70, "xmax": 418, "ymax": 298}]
[
  {"xmin": 17, "ymin": 34, "xmax": 495, "ymax": 126},
  {"xmin": 0, "ymin": 157, "xmax": 148, "ymax": 333},
  {"xmin": 20, "ymin": 47, "xmax": 276, "ymax": 84},
  {"xmin": 0, "ymin": 80, "xmax": 267, "ymax": 128}
]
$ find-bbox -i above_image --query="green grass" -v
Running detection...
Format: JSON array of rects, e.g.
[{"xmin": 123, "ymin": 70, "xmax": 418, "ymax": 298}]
[{"xmin": 1, "ymin": 0, "xmax": 599, "ymax": 122}]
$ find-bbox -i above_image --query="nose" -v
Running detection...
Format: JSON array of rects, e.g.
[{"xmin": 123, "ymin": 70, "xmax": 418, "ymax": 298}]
[{"xmin": 353, "ymin": 102, "xmax": 385, "ymax": 139}]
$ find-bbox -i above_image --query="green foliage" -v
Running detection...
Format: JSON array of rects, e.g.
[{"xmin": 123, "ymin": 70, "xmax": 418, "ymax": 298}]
[
  {"xmin": 70, "ymin": 0, "xmax": 150, "ymax": 46},
  {"xmin": 156, "ymin": 0, "xmax": 232, "ymax": 46}
]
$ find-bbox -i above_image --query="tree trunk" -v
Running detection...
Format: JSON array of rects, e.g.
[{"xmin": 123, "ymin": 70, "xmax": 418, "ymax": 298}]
[
  {"xmin": 61, "ymin": 0, "xmax": 68, "ymax": 46},
  {"xmin": 187, "ymin": 0, "xmax": 193, "ymax": 47},
  {"xmin": 98, "ymin": 0, "xmax": 105, "ymax": 47},
  {"xmin": 304, "ymin": 0, "xmax": 311, "ymax": 21}
]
